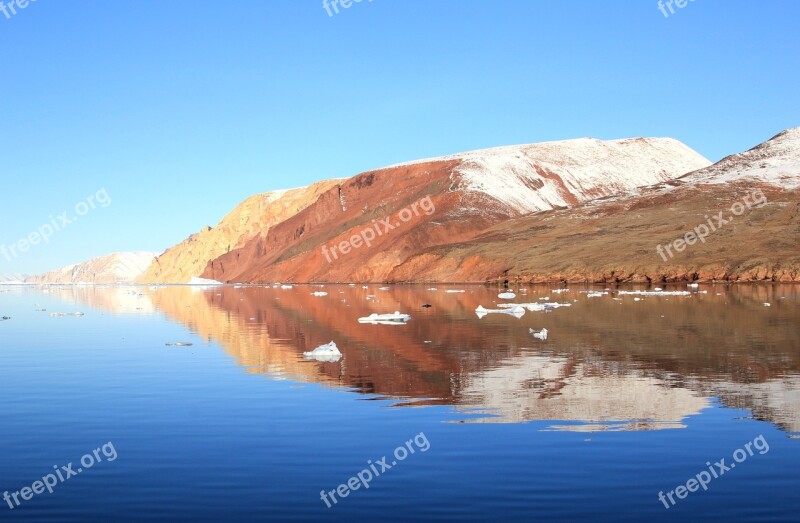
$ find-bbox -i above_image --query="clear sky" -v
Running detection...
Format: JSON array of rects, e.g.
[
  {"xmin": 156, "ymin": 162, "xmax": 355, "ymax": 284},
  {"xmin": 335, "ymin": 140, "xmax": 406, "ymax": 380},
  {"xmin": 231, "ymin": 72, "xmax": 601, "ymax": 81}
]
[{"xmin": 1, "ymin": 0, "xmax": 798, "ymax": 274}]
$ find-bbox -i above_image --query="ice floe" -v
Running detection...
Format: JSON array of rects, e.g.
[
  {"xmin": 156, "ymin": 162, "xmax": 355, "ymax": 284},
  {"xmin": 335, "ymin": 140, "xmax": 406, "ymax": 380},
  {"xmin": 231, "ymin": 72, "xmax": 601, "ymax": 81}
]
[
  {"xmin": 617, "ymin": 290, "xmax": 691, "ymax": 297},
  {"xmin": 311, "ymin": 292, "xmax": 328, "ymax": 296},
  {"xmin": 49, "ymin": 312, "xmax": 85, "ymax": 317},
  {"xmin": 498, "ymin": 302, "xmax": 571, "ymax": 312},
  {"xmin": 303, "ymin": 341, "xmax": 342, "ymax": 362},
  {"xmin": 530, "ymin": 328, "xmax": 548, "ymax": 340},
  {"xmin": 498, "ymin": 292, "xmax": 517, "ymax": 300},
  {"xmin": 445, "ymin": 290, "xmax": 465, "ymax": 293},
  {"xmin": 165, "ymin": 342, "xmax": 193, "ymax": 347},
  {"xmin": 475, "ymin": 305, "xmax": 525, "ymax": 319},
  {"xmin": 358, "ymin": 311, "xmax": 412, "ymax": 324}
]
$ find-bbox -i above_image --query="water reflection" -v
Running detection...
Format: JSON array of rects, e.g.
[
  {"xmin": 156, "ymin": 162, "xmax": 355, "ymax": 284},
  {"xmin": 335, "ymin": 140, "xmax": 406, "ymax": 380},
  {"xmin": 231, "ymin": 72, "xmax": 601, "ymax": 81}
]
[{"xmin": 40, "ymin": 283, "xmax": 800, "ymax": 434}]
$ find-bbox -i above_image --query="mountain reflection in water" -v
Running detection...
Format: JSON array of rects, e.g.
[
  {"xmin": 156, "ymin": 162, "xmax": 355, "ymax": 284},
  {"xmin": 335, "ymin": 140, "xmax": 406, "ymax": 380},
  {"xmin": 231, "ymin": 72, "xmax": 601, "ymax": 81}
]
[{"xmin": 44, "ymin": 283, "xmax": 800, "ymax": 435}]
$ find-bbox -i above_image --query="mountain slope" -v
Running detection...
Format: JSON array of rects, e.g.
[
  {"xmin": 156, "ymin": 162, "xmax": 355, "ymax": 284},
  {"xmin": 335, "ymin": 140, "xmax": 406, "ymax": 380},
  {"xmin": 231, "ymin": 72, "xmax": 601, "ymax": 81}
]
[
  {"xmin": 26, "ymin": 251, "xmax": 158, "ymax": 284},
  {"xmin": 201, "ymin": 136, "xmax": 710, "ymax": 283},
  {"xmin": 137, "ymin": 180, "xmax": 340, "ymax": 283},
  {"xmin": 390, "ymin": 128, "xmax": 800, "ymax": 283}
]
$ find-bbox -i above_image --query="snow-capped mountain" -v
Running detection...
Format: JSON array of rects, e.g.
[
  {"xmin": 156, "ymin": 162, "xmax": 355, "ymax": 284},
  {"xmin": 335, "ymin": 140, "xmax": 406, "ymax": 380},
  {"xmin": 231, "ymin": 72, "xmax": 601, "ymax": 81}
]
[
  {"xmin": 198, "ymin": 135, "xmax": 709, "ymax": 283},
  {"xmin": 0, "ymin": 274, "xmax": 28, "ymax": 285},
  {"xmin": 393, "ymin": 137, "xmax": 710, "ymax": 214},
  {"xmin": 26, "ymin": 251, "xmax": 158, "ymax": 284},
  {"xmin": 681, "ymin": 127, "xmax": 800, "ymax": 189},
  {"xmin": 390, "ymin": 127, "xmax": 800, "ymax": 283}
]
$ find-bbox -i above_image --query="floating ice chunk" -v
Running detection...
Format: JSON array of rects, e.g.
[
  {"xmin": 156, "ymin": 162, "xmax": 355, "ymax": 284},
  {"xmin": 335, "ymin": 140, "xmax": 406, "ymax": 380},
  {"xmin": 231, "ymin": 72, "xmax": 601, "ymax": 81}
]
[
  {"xmin": 617, "ymin": 290, "xmax": 690, "ymax": 297},
  {"xmin": 428, "ymin": 288, "xmax": 438, "ymax": 291},
  {"xmin": 358, "ymin": 311, "xmax": 411, "ymax": 324},
  {"xmin": 379, "ymin": 287, "xmax": 390, "ymax": 291},
  {"xmin": 552, "ymin": 289, "xmax": 569, "ymax": 294},
  {"xmin": 654, "ymin": 287, "xmax": 663, "ymax": 292},
  {"xmin": 311, "ymin": 292, "xmax": 328, "ymax": 296},
  {"xmin": 445, "ymin": 290, "xmax": 465, "ymax": 293},
  {"xmin": 497, "ymin": 302, "xmax": 571, "ymax": 312},
  {"xmin": 688, "ymin": 283, "xmax": 699, "ymax": 288},
  {"xmin": 165, "ymin": 342, "xmax": 193, "ymax": 347},
  {"xmin": 475, "ymin": 305, "xmax": 525, "ymax": 318},
  {"xmin": 281, "ymin": 285, "xmax": 293, "ymax": 289},
  {"xmin": 303, "ymin": 341, "xmax": 342, "ymax": 362},
  {"xmin": 634, "ymin": 297, "xmax": 642, "ymax": 302},
  {"xmin": 49, "ymin": 312, "xmax": 85, "ymax": 317},
  {"xmin": 763, "ymin": 303, "xmax": 771, "ymax": 307},
  {"xmin": 349, "ymin": 283, "xmax": 356, "ymax": 286},
  {"xmin": 586, "ymin": 292, "xmax": 606, "ymax": 298},
  {"xmin": 498, "ymin": 292, "xmax": 516, "ymax": 300},
  {"xmin": 529, "ymin": 328, "xmax": 548, "ymax": 340}
]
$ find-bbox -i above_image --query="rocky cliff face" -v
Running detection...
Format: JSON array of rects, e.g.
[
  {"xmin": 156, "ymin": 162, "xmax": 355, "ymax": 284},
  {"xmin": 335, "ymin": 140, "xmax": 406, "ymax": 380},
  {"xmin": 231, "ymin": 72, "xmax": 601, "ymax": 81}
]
[
  {"xmin": 201, "ymin": 136, "xmax": 710, "ymax": 283},
  {"xmin": 137, "ymin": 180, "xmax": 340, "ymax": 283},
  {"xmin": 25, "ymin": 251, "xmax": 157, "ymax": 284}
]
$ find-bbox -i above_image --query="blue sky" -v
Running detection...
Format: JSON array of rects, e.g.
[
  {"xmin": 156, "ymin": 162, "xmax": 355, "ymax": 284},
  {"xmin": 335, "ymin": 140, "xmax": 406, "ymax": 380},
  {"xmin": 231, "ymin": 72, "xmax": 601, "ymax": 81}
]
[{"xmin": 1, "ymin": 0, "xmax": 798, "ymax": 274}]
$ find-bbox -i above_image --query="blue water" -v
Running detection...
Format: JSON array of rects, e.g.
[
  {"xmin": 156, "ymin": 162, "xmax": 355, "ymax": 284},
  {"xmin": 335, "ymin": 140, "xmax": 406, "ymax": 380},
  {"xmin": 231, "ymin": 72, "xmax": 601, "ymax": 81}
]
[{"xmin": 0, "ymin": 284, "xmax": 798, "ymax": 521}]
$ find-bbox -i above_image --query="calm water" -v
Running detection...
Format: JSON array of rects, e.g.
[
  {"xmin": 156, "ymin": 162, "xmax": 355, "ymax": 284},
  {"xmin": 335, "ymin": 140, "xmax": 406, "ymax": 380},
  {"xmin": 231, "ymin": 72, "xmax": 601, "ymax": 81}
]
[{"xmin": 0, "ymin": 283, "xmax": 798, "ymax": 522}]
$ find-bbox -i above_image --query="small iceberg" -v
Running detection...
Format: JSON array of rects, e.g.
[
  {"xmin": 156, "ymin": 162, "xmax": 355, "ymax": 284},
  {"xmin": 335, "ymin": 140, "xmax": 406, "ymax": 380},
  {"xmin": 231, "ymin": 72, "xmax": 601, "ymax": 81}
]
[
  {"xmin": 445, "ymin": 290, "xmax": 465, "ymax": 294},
  {"xmin": 303, "ymin": 341, "xmax": 342, "ymax": 362},
  {"xmin": 498, "ymin": 302, "xmax": 571, "ymax": 312},
  {"xmin": 530, "ymin": 328, "xmax": 548, "ymax": 340},
  {"xmin": 475, "ymin": 305, "xmax": 525, "ymax": 319},
  {"xmin": 358, "ymin": 311, "xmax": 412, "ymax": 324},
  {"xmin": 311, "ymin": 291, "xmax": 328, "ymax": 296},
  {"xmin": 498, "ymin": 292, "xmax": 517, "ymax": 300},
  {"xmin": 165, "ymin": 342, "xmax": 193, "ymax": 347},
  {"xmin": 49, "ymin": 312, "xmax": 85, "ymax": 317},
  {"xmin": 281, "ymin": 285, "xmax": 293, "ymax": 289},
  {"xmin": 617, "ymin": 290, "xmax": 690, "ymax": 297}
]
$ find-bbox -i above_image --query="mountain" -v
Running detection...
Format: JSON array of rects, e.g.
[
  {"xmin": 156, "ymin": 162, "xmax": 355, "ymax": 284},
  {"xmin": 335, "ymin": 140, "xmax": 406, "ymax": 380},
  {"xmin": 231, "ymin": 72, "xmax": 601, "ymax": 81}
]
[
  {"xmin": 195, "ymin": 136, "xmax": 709, "ymax": 283},
  {"xmin": 137, "ymin": 180, "xmax": 340, "ymax": 283},
  {"xmin": 390, "ymin": 128, "xmax": 800, "ymax": 283},
  {"xmin": 26, "ymin": 251, "xmax": 158, "ymax": 284},
  {"xmin": 0, "ymin": 274, "xmax": 27, "ymax": 284}
]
